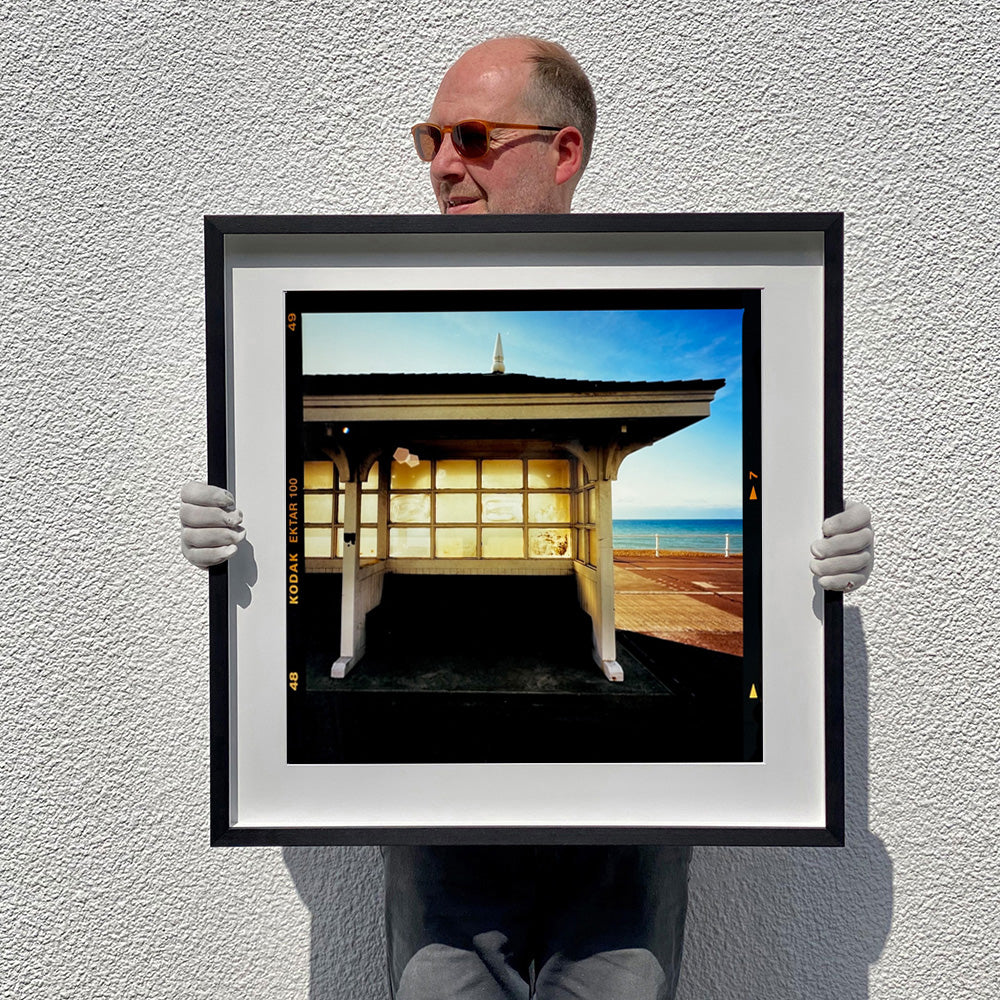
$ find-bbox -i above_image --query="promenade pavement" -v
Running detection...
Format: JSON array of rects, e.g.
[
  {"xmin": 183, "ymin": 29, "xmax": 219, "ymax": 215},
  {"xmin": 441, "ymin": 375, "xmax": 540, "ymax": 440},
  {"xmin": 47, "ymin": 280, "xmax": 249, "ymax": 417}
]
[{"xmin": 613, "ymin": 551, "xmax": 743, "ymax": 656}]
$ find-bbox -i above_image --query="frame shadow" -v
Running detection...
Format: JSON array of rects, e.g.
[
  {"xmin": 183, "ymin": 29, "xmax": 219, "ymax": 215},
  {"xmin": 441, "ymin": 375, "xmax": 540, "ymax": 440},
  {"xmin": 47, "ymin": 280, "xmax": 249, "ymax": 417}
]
[{"xmin": 282, "ymin": 607, "xmax": 890, "ymax": 998}]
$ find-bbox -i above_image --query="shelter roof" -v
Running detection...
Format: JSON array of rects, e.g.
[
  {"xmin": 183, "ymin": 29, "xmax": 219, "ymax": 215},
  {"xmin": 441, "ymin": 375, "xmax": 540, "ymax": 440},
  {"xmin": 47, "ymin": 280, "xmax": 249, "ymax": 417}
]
[{"xmin": 302, "ymin": 373, "xmax": 725, "ymax": 395}]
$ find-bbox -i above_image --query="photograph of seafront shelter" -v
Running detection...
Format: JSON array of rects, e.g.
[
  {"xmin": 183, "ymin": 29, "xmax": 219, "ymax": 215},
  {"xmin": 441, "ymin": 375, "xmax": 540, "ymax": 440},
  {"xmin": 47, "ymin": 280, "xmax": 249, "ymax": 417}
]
[{"xmin": 287, "ymin": 296, "xmax": 755, "ymax": 764}]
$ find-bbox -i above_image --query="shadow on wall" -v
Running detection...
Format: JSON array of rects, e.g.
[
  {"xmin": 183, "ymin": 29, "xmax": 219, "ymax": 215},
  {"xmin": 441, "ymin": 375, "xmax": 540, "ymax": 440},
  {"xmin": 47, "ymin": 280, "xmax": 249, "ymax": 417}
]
[
  {"xmin": 282, "ymin": 845, "xmax": 386, "ymax": 999},
  {"xmin": 676, "ymin": 607, "xmax": 893, "ymax": 1000},
  {"xmin": 280, "ymin": 609, "xmax": 891, "ymax": 1000}
]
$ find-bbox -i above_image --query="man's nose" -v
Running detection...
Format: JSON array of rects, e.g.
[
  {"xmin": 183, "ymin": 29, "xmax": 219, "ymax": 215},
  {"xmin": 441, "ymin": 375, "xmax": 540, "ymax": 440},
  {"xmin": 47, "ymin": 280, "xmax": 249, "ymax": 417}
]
[{"xmin": 430, "ymin": 131, "xmax": 466, "ymax": 182}]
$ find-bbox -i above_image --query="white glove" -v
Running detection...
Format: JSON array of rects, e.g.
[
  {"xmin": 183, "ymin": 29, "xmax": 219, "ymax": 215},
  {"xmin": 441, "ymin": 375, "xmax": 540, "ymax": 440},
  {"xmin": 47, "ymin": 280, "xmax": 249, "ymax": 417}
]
[
  {"xmin": 810, "ymin": 501, "xmax": 873, "ymax": 592},
  {"xmin": 179, "ymin": 482, "xmax": 245, "ymax": 568}
]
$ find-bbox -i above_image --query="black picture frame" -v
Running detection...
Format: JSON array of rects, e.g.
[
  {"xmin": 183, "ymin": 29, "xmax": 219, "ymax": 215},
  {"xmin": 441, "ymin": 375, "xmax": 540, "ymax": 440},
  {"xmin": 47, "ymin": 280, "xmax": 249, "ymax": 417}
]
[{"xmin": 205, "ymin": 213, "xmax": 844, "ymax": 846}]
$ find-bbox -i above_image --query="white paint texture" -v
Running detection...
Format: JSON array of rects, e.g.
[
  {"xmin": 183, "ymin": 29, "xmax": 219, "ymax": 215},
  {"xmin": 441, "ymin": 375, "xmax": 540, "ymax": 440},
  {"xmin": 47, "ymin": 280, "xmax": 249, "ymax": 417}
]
[{"xmin": 2, "ymin": 1, "xmax": 996, "ymax": 997}]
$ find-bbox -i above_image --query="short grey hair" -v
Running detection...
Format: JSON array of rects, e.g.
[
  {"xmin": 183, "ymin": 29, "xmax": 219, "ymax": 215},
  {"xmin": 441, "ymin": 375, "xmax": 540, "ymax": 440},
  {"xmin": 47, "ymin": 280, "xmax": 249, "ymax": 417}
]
[{"xmin": 520, "ymin": 39, "xmax": 597, "ymax": 170}]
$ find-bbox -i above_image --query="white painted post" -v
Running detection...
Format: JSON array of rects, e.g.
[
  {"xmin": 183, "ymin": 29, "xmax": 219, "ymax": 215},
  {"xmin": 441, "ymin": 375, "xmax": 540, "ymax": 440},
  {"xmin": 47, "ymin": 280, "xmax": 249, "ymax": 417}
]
[
  {"xmin": 725, "ymin": 533, "xmax": 730, "ymax": 558},
  {"xmin": 593, "ymin": 475, "xmax": 623, "ymax": 681},
  {"xmin": 333, "ymin": 478, "xmax": 363, "ymax": 678},
  {"xmin": 655, "ymin": 533, "xmax": 659, "ymax": 557}
]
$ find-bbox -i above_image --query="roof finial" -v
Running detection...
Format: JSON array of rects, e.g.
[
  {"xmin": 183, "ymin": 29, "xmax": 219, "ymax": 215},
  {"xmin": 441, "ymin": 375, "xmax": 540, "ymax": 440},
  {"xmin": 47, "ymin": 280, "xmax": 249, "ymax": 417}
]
[{"xmin": 492, "ymin": 333, "xmax": 505, "ymax": 374}]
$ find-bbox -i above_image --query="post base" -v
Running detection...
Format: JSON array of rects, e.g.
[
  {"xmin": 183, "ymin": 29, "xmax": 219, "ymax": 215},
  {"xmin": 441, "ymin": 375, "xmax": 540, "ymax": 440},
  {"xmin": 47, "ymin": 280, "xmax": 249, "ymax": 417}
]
[
  {"xmin": 601, "ymin": 659, "xmax": 624, "ymax": 682},
  {"xmin": 331, "ymin": 655, "xmax": 358, "ymax": 679}
]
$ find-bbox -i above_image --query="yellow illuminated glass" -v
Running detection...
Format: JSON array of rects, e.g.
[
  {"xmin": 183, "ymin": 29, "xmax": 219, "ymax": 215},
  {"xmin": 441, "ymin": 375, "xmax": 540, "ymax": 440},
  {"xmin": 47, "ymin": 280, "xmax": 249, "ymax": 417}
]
[
  {"xmin": 527, "ymin": 459, "xmax": 570, "ymax": 488},
  {"xmin": 482, "ymin": 528, "xmax": 524, "ymax": 558},
  {"xmin": 391, "ymin": 461, "xmax": 431, "ymax": 489},
  {"xmin": 389, "ymin": 527, "xmax": 431, "ymax": 557},
  {"xmin": 529, "ymin": 528, "xmax": 571, "ymax": 558},
  {"xmin": 436, "ymin": 460, "xmax": 477, "ymax": 489},
  {"xmin": 360, "ymin": 528, "xmax": 377, "ymax": 557},
  {"xmin": 435, "ymin": 528, "xmax": 477, "ymax": 558},
  {"xmin": 363, "ymin": 465, "xmax": 379, "ymax": 489},
  {"xmin": 585, "ymin": 489, "xmax": 594, "ymax": 524},
  {"xmin": 335, "ymin": 492, "xmax": 378, "ymax": 524},
  {"xmin": 304, "ymin": 527, "xmax": 332, "ymax": 557},
  {"xmin": 482, "ymin": 460, "xmax": 523, "ymax": 488},
  {"xmin": 482, "ymin": 494, "xmax": 523, "ymax": 522},
  {"xmin": 361, "ymin": 494, "xmax": 378, "ymax": 523},
  {"xmin": 304, "ymin": 494, "xmax": 333, "ymax": 523},
  {"xmin": 304, "ymin": 461, "xmax": 334, "ymax": 490},
  {"xmin": 588, "ymin": 529, "xmax": 598, "ymax": 564},
  {"xmin": 436, "ymin": 493, "xmax": 477, "ymax": 522},
  {"xmin": 528, "ymin": 493, "xmax": 570, "ymax": 523},
  {"xmin": 390, "ymin": 493, "xmax": 431, "ymax": 522}
]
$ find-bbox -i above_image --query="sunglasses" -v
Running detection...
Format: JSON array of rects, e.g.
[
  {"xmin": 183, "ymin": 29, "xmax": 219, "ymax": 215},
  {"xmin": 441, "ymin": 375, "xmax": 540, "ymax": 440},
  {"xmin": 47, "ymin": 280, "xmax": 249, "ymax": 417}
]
[{"xmin": 411, "ymin": 119, "xmax": 561, "ymax": 162}]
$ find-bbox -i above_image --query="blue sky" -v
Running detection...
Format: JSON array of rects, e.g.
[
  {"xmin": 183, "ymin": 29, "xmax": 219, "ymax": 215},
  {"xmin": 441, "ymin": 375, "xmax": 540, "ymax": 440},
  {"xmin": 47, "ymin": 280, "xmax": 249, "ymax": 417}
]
[{"xmin": 302, "ymin": 308, "xmax": 743, "ymax": 518}]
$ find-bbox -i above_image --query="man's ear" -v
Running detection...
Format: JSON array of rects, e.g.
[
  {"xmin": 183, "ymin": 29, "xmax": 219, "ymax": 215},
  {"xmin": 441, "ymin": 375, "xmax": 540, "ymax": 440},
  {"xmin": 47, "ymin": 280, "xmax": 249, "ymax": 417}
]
[{"xmin": 553, "ymin": 127, "xmax": 584, "ymax": 186}]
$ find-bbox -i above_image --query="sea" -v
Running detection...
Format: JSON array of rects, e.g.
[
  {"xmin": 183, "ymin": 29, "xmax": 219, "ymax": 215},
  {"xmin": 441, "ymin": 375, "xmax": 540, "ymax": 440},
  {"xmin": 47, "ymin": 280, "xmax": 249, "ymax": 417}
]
[{"xmin": 612, "ymin": 519, "xmax": 743, "ymax": 555}]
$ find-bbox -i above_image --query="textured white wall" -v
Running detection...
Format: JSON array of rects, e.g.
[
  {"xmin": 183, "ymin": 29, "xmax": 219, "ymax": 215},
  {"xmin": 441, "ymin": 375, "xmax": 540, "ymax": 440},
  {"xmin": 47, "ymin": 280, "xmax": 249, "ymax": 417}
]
[{"xmin": 2, "ymin": 1, "xmax": 996, "ymax": 998}]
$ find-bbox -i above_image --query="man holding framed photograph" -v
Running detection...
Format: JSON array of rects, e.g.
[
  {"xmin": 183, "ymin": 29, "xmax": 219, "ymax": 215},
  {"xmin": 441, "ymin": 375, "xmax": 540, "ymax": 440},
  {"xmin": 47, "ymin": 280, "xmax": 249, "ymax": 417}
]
[{"xmin": 181, "ymin": 35, "xmax": 873, "ymax": 1000}]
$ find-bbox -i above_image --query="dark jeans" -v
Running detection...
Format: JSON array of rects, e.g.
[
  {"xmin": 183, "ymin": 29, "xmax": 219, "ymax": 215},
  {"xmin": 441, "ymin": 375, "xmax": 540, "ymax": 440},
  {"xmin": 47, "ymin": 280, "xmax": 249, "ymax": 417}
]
[{"xmin": 384, "ymin": 845, "xmax": 692, "ymax": 1000}]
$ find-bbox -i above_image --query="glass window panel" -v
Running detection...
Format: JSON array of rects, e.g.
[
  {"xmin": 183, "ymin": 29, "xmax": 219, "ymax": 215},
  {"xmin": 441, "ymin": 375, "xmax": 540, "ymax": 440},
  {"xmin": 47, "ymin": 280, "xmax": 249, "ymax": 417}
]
[
  {"xmin": 482, "ymin": 493, "xmax": 523, "ymax": 523},
  {"xmin": 436, "ymin": 460, "xmax": 477, "ymax": 489},
  {"xmin": 303, "ymin": 461, "xmax": 334, "ymax": 490},
  {"xmin": 304, "ymin": 527, "xmax": 333, "ymax": 558},
  {"xmin": 435, "ymin": 527, "xmax": 477, "ymax": 558},
  {"xmin": 435, "ymin": 492, "xmax": 477, "ymax": 523},
  {"xmin": 482, "ymin": 460, "xmax": 523, "ymax": 488},
  {"xmin": 577, "ymin": 528, "xmax": 587, "ymax": 563},
  {"xmin": 304, "ymin": 494, "xmax": 333, "ymax": 523},
  {"xmin": 390, "ymin": 493, "xmax": 431, "ymax": 523},
  {"xmin": 333, "ymin": 492, "xmax": 378, "ymax": 524},
  {"xmin": 585, "ymin": 489, "xmax": 594, "ymax": 524},
  {"xmin": 361, "ymin": 493, "xmax": 378, "ymax": 523},
  {"xmin": 529, "ymin": 527, "xmax": 572, "ymax": 558},
  {"xmin": 362, "ymin": 465, "xmax": 379, "ymax": 489},
  {"xmin": 588, "ymin": 529, "xmax": 598, "ymax": 564},
  {"xmin": 390, "ymin": 460, "xmax": 431, "ymax": 489},
  {"xmin": 360, "ymin": 528, "xmax": 377, "ymax": 558},
  {"xmin": 389, "ymin": 527, "xmax": 431, "ymax": 558},
  {"xmin": 482, "ymin": 528, "xmax": 524, "ymax": 558},
  {"xmin": 527, "ymin": 459, "xmax": 570, "ymax": 489},
  {"xmin": 528, "ymin": 493, "xmax": 571, "ymax": 523}
]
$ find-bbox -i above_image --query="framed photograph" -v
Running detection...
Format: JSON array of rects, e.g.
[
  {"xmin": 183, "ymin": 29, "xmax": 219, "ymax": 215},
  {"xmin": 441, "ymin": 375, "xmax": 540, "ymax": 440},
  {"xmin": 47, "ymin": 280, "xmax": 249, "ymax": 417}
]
[{"xmin": 205, "ymin": 213, "xmax": 843, "ymax": 846}]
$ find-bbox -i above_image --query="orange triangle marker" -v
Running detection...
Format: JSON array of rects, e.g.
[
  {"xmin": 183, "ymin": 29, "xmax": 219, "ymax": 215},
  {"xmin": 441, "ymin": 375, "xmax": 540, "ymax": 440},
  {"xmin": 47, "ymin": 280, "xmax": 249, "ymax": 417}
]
[
  {"xmin": 749, "ymin": 486, "xmax": 758, "ymax": 500},
  {"xmin": 749, "ymin": 684, "xmax": 758, "ymax": 699}
]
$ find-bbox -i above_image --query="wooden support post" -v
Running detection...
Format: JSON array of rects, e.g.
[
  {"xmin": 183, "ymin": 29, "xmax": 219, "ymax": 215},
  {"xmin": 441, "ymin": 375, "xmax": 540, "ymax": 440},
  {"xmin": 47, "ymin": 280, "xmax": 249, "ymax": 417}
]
[
  {"xmin": 593, "ymin": 475, "xmax": 624, "ymax": 682},
  {"xmin": 377, "ymin": 459, "xmax": 389, "ymax": 560},
  {"xmin": 332, "ymin": 478, "xmax": 364, "ymax": 678}
]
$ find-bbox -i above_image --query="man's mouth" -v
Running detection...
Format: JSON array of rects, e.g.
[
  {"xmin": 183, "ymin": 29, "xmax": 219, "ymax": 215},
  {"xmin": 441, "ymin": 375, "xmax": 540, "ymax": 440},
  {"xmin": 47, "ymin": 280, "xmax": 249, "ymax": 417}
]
[{"xmin": 443, "ymin": 195, "xmax": 480, "ymax": 214}]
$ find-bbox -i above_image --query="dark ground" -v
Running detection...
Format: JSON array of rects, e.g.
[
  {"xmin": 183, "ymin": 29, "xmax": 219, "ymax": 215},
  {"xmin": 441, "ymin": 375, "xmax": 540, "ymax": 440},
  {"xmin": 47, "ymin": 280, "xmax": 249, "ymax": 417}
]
[{"xmin": 289, "ymin": 573, "xmax": 748, "ymax": 764}]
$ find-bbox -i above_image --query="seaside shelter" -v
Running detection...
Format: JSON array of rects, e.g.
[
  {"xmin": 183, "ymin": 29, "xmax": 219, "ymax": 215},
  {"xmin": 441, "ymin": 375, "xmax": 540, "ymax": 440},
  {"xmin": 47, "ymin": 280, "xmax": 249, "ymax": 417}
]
[{"xmin": 300, "ymin": 342, "xmax": 723, "ymax": 682}]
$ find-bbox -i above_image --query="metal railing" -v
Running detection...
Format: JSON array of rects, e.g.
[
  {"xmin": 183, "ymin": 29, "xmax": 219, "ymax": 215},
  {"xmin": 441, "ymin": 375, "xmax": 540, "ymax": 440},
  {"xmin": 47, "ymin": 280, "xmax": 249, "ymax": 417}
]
[{"xmin": 612, "ymin": 533, "xmax": 740, "ymax": 557}]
